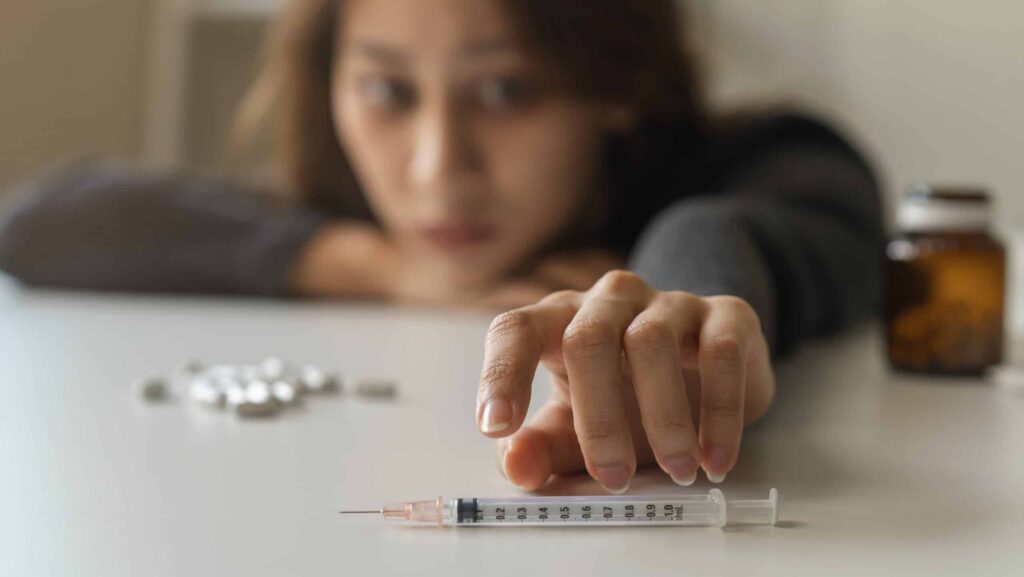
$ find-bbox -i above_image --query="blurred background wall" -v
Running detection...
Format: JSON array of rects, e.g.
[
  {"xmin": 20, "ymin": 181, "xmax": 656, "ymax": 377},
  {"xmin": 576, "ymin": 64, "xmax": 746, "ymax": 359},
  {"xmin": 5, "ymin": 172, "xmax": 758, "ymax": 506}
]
[
  {"xmin": 0, "ymin": 0, "xmax": 1021, "ymax": 232},
  {"xmin": 0, "ymin": 0, "xmax": 150, "ymax": 192},
  {"xmin": 706, "ymin": 0, "xmax": 1024, "ymax": 232}
]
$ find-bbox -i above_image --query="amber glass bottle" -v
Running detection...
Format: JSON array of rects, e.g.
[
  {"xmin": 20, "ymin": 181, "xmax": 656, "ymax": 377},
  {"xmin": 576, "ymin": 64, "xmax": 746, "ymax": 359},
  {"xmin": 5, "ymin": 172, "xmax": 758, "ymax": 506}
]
[{"xmin": 886, "ymin": 186, "xmax": 1005, "ymax": 375}]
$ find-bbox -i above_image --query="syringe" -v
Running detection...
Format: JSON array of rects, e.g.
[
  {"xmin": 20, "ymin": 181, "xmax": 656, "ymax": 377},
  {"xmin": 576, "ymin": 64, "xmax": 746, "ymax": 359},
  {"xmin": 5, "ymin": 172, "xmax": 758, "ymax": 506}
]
[{"xmin": 340, "ymin": 488, "xmax": 778, "ymax": 527}]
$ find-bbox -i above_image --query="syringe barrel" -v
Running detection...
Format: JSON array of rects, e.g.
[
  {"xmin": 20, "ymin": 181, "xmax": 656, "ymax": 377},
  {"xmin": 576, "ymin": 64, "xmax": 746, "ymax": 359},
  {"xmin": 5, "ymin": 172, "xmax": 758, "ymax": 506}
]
[{"xmin": 441, "ymin": 491, "xmax": 727, "ymax": 527}]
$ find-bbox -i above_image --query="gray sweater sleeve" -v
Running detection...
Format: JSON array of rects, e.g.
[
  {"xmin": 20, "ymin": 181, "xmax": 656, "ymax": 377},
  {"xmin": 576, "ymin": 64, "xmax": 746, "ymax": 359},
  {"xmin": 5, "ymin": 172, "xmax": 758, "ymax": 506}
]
[
  {"xmin": 0, "ymin": 159, "xmax": 329, "ymax": 296},
  {"xmin": 0, "ymin": 128, "xmax": 883, "ymax": 357},
  {"xmin": 629, "ymin": 143, "xmax": 884, "ymax": 357}
]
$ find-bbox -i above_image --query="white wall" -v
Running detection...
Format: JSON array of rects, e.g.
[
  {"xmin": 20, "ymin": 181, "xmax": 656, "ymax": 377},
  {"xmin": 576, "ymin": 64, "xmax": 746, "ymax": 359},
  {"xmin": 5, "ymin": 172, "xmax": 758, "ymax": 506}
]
[
  {"xmin": 706, "ymin": 0, "xmax": 1024, "ymax": 233},
  {"xmin": 0, "ymin": 0, "xmax": 150, "ymax": 191}
]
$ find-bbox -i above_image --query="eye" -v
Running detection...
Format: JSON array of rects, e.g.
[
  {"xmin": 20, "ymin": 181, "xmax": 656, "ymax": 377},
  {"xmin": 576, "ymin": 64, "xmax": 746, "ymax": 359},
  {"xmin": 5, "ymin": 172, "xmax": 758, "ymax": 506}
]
[
  {"xmin": 356, "ymin": 76, "xmax": 416, "ymax": 111},
  {"xmin": 476, "ymin": 77, "xmax": 535, "ymax": 111}
]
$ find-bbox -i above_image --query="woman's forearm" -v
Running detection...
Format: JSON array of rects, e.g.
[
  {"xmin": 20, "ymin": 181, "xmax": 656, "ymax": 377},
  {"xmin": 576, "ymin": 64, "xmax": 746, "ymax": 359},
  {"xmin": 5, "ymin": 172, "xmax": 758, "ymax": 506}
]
[
  {"xmin": 630, "ymin": 142, "xmax": 884, "ymax": 358},
  {"xmin": 288, "ymin": 223, "xmax": 393, "ymax": 299},
  {"xmin": 0, "ymin": 159, "xmax": 330, "ymax": 296}
]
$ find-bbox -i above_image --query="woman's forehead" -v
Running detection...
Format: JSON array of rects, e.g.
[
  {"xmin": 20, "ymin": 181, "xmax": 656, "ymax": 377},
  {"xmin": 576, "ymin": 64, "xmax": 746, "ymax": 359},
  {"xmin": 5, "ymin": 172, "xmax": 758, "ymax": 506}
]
[{"xmin": 338, "ymin": 0, "xmax": 524, "ymax": 56}]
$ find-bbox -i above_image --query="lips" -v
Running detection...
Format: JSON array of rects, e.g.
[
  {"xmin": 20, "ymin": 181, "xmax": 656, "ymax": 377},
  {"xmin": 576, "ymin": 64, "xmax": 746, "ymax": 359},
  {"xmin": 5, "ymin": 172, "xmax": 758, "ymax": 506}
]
[{"xmin": 421, "ymin": 221, "xmax": 497, "ymax": 250}]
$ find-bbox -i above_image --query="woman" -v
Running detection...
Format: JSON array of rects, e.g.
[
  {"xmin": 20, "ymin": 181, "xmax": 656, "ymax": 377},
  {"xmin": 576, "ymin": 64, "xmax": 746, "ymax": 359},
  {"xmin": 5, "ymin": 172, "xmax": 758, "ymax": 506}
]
[{"xmin": 0, "ymin": 0, "xmax": 884, "ymax": 493}]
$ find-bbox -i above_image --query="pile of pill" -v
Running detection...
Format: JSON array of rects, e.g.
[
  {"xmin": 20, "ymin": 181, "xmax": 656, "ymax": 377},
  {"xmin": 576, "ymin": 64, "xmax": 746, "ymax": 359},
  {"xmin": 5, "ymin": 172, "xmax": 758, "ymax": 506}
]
[{"xmin": 137, "ymin": 356, "xmax": 398, "ymax": 418}]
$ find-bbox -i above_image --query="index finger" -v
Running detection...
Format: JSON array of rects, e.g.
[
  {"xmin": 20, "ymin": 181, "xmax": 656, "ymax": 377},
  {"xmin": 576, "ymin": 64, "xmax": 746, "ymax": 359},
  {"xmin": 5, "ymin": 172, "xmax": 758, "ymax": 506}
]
[{"xmin": 476, "ymin": 292, "xmax": 580, "ymax": 437}]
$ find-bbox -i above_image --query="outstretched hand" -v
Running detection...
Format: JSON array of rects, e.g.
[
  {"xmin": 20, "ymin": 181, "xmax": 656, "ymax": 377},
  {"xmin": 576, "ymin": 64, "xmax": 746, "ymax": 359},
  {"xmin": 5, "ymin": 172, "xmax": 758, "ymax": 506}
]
[{"xmin": 475, "ymin": 270, "xmax": 775, "ymax": 493}]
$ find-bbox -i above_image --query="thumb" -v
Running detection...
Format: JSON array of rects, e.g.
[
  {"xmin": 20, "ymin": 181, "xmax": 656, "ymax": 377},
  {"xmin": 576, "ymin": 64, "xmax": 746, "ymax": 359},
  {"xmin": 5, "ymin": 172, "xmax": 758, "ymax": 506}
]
[{"xmin": 497, "ymin": 400, "xmax": 586, "ymax": 490}]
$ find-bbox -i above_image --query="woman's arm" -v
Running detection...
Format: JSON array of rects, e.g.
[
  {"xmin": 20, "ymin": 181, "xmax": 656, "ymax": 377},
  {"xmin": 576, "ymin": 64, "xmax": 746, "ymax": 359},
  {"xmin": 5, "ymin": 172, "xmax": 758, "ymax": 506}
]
[
  {"xmin": 0, "ymin": 159, "xmax": 336, "ymax": 296},
  {"xmin": 0, "ymin": 159, "xmax": 603, "ymax": 303},
  {"xmin": 472, "ymin": 117, "xmax": 882, "ymax": 491},
  {"xmin": 630, "ymin": 129, "xmax": 885, "ymax": 357}
]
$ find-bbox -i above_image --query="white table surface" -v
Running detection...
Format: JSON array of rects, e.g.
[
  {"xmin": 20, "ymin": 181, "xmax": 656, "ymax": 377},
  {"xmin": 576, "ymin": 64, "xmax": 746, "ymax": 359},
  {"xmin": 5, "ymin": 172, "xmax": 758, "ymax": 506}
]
[{"xmin": 2, "ymin": 288, "xmax": 1023, "ymax": 576}]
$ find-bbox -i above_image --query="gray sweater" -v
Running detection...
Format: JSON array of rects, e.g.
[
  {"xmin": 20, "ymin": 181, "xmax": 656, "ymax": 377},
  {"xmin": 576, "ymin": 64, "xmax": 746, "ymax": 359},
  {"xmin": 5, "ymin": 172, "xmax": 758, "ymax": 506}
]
[{"xmin": 0, "ymin": 113, "xmax": 885, "ymax": 357}]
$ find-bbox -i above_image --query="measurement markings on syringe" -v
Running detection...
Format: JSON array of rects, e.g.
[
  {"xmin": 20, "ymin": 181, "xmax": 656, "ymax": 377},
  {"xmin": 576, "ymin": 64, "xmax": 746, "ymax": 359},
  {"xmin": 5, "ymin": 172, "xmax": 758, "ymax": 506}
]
[{"xmin": 460, "ymin": 499, "xmax": 686, "ymax": 524}]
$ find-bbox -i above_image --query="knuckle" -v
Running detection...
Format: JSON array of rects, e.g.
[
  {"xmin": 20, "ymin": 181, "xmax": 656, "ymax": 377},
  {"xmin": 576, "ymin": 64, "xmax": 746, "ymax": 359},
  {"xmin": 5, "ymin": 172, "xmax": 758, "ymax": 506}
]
[
  {"xmin": 710, "ymin": 295, "xmax": 748, "ymax": 310},
  {"xmin": 644, "ymin": 412, "xmax": 694, "ymax": 436},
  {"xmin": 488, "ymin": 310, "xmax": 532, "ymax": 340},
  {"xmin": 703, "ymin": 394, "xmax": 744, "ymax": 420},
  {"xmin": 577, "ymin": 414, "xmax": 628, "ymax": 445},
  {"xmin": 597, "ymin": 269, "xmax": 645, "ymax": 295},
  {"xmin": 702, "ymin": 332, "xmax": 746, "ymax": 363},
  {"xmin": 562, "ymin": 315, "xmax": 617, "ymax": 357},
  {"xmin": 623, "ymin": 319, "xmax": 676, "ymax": 355},
  {"xmin": 663, "ymin": 290, "xmax": 703, "ymax": 310},
  {"xmin": 540, "ymin": 289, "xmax": 580, "ymax": 305},
  {"xmin": 711, "ymin": 296, "xmax": 761, "ymax": 330}
]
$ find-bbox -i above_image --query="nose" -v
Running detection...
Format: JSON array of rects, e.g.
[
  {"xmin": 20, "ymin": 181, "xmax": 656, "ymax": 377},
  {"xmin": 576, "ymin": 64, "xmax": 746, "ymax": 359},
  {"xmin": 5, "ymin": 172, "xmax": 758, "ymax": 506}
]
[{"xmin": 408, "ymin": 100, "xmax": 478, "ymax": 192}]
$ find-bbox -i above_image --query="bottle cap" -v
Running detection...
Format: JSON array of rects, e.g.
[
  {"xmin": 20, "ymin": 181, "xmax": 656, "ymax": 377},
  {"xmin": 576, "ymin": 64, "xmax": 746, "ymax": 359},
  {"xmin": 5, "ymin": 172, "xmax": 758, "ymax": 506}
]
[{"xmin": 898, "ymin": 184, "xmax": 992, "ymax": 232}]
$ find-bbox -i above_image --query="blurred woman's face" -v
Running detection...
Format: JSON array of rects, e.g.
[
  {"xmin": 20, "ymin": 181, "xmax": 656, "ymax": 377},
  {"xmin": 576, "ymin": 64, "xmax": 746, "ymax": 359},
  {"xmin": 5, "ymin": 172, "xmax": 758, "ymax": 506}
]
[{"xmin": 331, "ymin": 0, "xmax": 626, "ymax": 286}]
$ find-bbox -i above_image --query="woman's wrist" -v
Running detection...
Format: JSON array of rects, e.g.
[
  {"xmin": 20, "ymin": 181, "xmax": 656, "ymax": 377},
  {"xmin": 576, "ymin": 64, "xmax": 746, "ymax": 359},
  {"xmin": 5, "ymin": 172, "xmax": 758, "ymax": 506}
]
[{"xmin": 288, "ymin": 223, "xmax": 393, "ymax": 299}]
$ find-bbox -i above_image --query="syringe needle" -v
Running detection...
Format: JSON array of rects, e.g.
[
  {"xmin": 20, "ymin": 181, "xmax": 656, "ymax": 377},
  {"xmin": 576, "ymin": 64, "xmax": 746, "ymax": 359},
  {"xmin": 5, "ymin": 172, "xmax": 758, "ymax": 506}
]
[{"xmin": 339, "ymin": 510, "xmax": 382, "ymax": 514}]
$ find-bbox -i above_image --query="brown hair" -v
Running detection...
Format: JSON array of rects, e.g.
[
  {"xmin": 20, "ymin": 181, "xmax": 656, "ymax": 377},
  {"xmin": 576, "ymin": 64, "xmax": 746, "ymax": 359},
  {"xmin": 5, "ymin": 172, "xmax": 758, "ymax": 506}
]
[{"xmin": 236, "ymin": 0, "xmax": 709, "ymax": 227}]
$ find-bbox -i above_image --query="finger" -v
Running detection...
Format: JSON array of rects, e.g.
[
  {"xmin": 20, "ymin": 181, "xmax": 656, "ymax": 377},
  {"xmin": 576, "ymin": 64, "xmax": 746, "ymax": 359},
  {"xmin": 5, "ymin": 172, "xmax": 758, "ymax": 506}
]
[
  {"xmin": 698, "ymin": 296, "xmax": 759, "ymax": 484},
  {"xmin": 476, "ymin": 292, "xmax": 580, "ymax": 438},
  {"xmin": 563, "ymin": 271, "xmax": 653, "ymax": 493},
  {"xmin": 495, "ymin": 401, "xmax": 584, "ymax": 491},
  {"xmin": 623, "ymin": 292, "xmax": 706, "ymax": 486}
]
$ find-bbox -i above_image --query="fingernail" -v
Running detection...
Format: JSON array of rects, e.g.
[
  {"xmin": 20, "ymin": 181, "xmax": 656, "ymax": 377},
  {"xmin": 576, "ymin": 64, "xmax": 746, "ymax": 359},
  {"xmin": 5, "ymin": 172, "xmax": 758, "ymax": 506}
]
[
  {"xmin": 703, "ymin": 447, "xmax": 730, "ymax": 484},
  {"xmin": 595, "ymin": 465, "xmax": 632, "ymax": 494},
  {"xmin": 500, "ymin": 445, "xmax": 513, "ymax": 481},
  {"xmin": 480, "ymin": 398, "xmax": 512, "ymax": 434},
  {"xmin": 663, "ymin": 455, "xmax": 699, "ymax": 486}
]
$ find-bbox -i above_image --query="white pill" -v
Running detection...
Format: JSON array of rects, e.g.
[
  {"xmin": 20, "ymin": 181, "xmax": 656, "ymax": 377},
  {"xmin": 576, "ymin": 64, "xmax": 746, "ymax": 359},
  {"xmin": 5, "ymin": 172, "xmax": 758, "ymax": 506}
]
[
  {"xmin": 220, "ymin": 378, "xmax": 246, "ymax": 409},
  {"xmin": 279, "ymin": 374, "xmax": 303, "ymax": 391},
  {"xmin": 189, "ymin": 378, "xmax": 225, "ymax": 408},
  {"xmin": 245, "ymin": 380, "xmax": 272, "ymax": 404},
  {"xmin": 235, "ymin": 382, "xmax": 279, "ymax": 418},
  {"xmin": 272, "ymin": 381, "xmax": 298, "ymax": 404},
  {"xmin": 260, "ymin": 357, "xmax": 290, "ymax": 381},
  {"xmin": 237, "ymin": 364, "xmax": 262, "ymax": 383},
  {"xmin": 137, "ymin": 377, "xmax": 168, "ymax": 402},
  {"xmin": 225, "ymin": 384, "xmax": 247, "ymax": 408},
  {"xmin": 355, "ymin": 378, "xmax": 397, "ymax": 399},
  {"xmin": 301, "ymin": 366, "xmax": 340, "ymax": 393}
]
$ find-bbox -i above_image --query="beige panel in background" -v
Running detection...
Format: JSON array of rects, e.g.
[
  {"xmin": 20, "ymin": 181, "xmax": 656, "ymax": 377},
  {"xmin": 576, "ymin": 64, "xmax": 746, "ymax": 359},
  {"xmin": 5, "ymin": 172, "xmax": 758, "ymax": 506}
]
[
  {"xmin": 0, "ymin": 0, "xmax": 150, "ymax": 192},
  {"xmin": 185, "ymin": 18, "xmax": 271, "ymax": 172}
]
